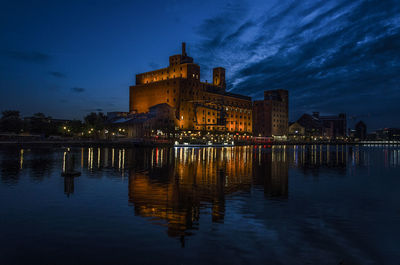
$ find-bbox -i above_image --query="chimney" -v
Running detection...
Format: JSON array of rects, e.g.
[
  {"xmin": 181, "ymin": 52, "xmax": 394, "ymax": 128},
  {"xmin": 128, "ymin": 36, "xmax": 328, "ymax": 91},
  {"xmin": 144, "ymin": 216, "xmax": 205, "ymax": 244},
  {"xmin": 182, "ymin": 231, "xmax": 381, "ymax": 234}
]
[{"xmin": 182, "ymin": 42, "xmax": 186, "ymax": 56}]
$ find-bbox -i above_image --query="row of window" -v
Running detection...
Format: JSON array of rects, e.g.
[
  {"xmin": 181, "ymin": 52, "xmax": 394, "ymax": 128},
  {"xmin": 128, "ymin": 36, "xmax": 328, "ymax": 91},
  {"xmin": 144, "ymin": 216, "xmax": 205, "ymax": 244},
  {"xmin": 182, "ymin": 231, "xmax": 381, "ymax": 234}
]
[
  {"xmin": 273, "ymin": 113, "xmax": 287, "ymax": 118},
  {"xmin": 273, "ymin": 119, "xmax": 287, "ymax": 124}
]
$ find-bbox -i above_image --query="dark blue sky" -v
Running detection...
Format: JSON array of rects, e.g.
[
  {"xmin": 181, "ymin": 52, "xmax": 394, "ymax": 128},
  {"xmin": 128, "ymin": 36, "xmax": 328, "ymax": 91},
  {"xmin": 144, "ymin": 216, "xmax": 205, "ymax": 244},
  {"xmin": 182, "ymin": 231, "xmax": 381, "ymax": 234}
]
[{"xmin": 1, "ymin": 0, "xmax": 399, "ymax": 131}]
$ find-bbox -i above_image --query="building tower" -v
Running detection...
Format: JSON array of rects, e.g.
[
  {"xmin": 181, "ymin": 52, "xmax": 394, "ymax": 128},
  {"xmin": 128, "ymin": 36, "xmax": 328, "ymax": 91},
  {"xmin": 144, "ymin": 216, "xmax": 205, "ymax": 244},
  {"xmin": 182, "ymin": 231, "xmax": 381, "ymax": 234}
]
[
  {"xmin": 213, "ymin": 67, "xmax": 226, "ymax": 91},
  {"xmin": 253, "ymin": 89, "xmax": 289, "ymax": 137}
]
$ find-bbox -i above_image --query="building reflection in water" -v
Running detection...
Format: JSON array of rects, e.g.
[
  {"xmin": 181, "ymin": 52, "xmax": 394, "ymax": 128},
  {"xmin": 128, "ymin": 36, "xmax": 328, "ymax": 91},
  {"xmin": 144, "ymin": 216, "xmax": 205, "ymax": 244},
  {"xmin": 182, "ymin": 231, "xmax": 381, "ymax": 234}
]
[
  {"xmin": 127, "ymin": 146, "xmax": 289, "ymax": 245},
  {"xmin": 2, "ymin": 144, "xmax": 400, "ymax": 241},
  {"xmin": 253, "ymin": 146, "xmax": 288, "ymax": 198}
]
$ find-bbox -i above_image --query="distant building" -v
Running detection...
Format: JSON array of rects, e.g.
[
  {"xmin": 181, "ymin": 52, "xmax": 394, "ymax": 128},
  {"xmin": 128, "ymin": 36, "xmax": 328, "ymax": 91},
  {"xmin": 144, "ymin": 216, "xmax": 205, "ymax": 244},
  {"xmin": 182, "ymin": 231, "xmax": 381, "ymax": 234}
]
[
  {"xmin": 252, "ymin": 89, "xmax": 289, "ymax": 137},
  {"xmin": 110, "ymin": 104, "xmax": 175, "ymax": 138},
  {"xmin": 296, "ymin": 113, "xmax": 325, "ymax": 137},
  {"xmin": 355, "ymin": 121, "xmax": 367, "ymax": 140},
  {"xmin": 316, "ymin": 112, "xmax": 347, "ymax": 138},
  {"xmin": 295, "ymin": 112, "xmax": 347, "ymax": 139},
  {"xmin": 288, "ymin": 122, "xmax": 305, "ymax": 136},
  {"xmin": 375, "ymin": 128, "xmax": 400, "ymax": 141},
  {"xmin": 106, "ymin": 112, "xmax": 130, "ymax": 121},
  {"xmin": 129, "ymin": 43, "xmax": 252, "ymax": 134}
]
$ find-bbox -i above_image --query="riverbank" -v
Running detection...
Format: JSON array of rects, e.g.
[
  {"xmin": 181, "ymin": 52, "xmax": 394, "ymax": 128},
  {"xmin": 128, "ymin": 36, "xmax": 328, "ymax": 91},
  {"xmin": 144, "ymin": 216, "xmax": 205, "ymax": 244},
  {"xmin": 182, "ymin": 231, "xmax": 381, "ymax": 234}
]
[{"xmin": 1, "ymin": 139, "xmax": 398, "ymax": 148}]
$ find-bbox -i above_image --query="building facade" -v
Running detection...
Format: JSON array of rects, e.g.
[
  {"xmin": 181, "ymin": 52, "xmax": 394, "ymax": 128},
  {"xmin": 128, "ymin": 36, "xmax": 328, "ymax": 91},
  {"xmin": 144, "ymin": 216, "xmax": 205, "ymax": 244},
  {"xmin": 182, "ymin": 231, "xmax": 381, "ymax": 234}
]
[
  {"xmin": 253, "ymin": 89, "xmax": 289, "ymax": 137},
  {"xmin": 295, "ymin": 112, "xmax": 347, "ymax": 139},
  {"xmin": 129, "ymin": 43, "xmax": 252, "ymax": 134},
  {"xmin": 315, "ymin": 112, "xmax": 347, "ymax": 138},
  {"xmin": 288, "ymin": 122, "xmax": 305, "ymax": 137},
  {"xmin": 355, "ymin": 121, "xmax": 367, "ymax": 140},
  {"xmin": 108, "ymin": 104, "xmax": 175, "ymax": 138}
]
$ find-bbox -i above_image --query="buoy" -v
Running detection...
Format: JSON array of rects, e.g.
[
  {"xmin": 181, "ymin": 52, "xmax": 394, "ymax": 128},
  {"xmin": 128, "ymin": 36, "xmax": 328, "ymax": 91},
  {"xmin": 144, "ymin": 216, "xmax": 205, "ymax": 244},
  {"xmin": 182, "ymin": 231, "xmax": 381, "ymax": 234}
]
[{"xmin": 61, "ymin": 149, "xmax": 81, "ymax": 177}]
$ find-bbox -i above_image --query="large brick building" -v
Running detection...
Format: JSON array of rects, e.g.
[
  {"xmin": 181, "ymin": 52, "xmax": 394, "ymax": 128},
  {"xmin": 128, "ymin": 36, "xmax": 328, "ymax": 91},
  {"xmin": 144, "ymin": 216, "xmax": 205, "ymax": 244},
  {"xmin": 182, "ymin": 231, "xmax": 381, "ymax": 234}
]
[
  {"xmin": 129, "ymin": 43, "xmax": 252, "ymax": 134},
  {"xmin": 253, "ymin": 89, "xmax": 289, "ymax": 137}
]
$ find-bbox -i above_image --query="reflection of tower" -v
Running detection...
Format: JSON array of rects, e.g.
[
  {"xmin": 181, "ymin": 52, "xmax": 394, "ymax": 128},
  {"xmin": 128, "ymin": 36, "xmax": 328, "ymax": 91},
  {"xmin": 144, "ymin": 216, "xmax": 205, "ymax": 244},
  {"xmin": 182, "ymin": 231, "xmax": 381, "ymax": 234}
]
[
  {"xmin": 212, "ymin": 169, "xmax": 225, "ymax": 223},
  {"xmin": 64, "ymin": 176, "xmax": 74, "ymax": 197},
  {"xmin": 266, "ymin": 150, "xmax": 288, "ymax": 198},
  {"xmin": 128, "ymin": 169, "xmax": 199, "ymax": 242},
  {"xmin": 253, "ymin": 147, "xmax": 288, "ymax": 198},
  {"xmin": 127, "ymin": 147, "xmax": 253, "ymax": 242}
]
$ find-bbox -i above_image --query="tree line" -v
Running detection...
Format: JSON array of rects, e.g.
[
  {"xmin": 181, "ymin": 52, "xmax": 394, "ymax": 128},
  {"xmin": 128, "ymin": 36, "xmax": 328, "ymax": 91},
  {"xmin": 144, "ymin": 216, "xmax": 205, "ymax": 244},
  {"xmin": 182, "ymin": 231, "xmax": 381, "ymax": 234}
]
[{"xmin": 0, "ymin": 110, "xmax": 109, "ymax": 137}]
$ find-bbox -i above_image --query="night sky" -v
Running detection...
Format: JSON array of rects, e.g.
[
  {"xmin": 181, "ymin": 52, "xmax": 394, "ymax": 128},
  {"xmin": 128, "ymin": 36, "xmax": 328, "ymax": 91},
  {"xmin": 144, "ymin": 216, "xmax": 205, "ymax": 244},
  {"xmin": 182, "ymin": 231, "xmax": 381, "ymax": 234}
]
[{"xmin": 1, "ymin": 0, "xmax": 399, "ymax": 131}]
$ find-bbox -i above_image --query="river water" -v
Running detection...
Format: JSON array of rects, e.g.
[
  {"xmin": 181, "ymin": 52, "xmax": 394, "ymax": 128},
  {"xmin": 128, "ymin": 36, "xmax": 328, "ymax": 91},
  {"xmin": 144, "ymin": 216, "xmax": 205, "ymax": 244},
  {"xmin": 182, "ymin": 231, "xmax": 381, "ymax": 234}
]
[{"xmin": 0, "ymin": 145, "xmax": 399, "ymax": 265}]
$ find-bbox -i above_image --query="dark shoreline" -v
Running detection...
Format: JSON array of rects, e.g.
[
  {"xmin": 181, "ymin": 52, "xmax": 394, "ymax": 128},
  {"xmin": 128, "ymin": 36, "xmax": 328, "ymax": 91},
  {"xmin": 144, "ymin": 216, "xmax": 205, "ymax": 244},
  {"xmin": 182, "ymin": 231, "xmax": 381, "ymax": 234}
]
[{"xmin": 0, "ymin": 139, "xmax": 397, "ymax": 148}]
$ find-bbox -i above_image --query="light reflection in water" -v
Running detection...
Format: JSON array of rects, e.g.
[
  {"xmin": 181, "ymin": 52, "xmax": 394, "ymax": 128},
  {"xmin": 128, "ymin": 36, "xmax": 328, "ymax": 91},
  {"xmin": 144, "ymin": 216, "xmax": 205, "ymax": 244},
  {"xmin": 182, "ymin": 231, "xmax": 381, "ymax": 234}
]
[
  {"xmin": 19, "ymin": 149, "xmax": 24, "ymax": 169},
  {"xmin": 1, "ymin": 145, "xmax": 400, "ymax": 246},
  {"xmin": 126, "ymin": 146, "xmax": 286, "ymax": 242}
]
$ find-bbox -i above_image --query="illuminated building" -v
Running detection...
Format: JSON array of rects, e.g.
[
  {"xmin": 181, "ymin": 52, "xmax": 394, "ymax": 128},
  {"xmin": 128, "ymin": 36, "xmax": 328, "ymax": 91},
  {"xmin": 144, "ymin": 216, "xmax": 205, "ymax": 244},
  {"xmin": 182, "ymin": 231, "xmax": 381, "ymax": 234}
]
[
  {"xmin": 253, "ymin": 89, "xmax": 289, "ymax": 137},
  {"xmin": 109, "ymin": 104, "xmax": 175, "ymax": 137},
  {"xmin": 129, "ymin": 43, "xmax": 252, "ymax": 134}
]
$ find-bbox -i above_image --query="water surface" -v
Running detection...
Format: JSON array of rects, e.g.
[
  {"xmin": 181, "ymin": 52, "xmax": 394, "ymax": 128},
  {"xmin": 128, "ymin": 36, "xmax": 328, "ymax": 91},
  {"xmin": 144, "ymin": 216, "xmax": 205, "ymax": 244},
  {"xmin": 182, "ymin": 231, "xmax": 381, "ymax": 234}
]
[{"xmin": 0, "ymin": 145, "xmax": 399, "ymax": 265}]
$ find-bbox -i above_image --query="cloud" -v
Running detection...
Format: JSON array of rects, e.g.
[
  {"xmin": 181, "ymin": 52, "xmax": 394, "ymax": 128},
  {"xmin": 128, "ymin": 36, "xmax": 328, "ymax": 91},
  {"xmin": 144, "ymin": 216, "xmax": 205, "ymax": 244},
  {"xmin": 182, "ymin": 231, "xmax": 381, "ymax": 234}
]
[
  {"xmin": 194, "ymin": 0, "xmax": 400, "ymax": 129},
  {"xmin": 4, "ymin": 50, "xmax": 51, "ymax": 64},
  {"xmin": 49, "ymin": 71, "xmax": 66, "ymax": 78},
  {"xmin": 71, "ymin": 87, "xmax": 85, "ymax": 93}
]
